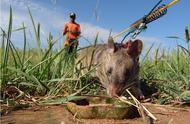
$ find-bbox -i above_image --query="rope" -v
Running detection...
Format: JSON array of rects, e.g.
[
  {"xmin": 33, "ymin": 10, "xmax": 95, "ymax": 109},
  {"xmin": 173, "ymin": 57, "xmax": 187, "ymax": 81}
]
[{"xmin": 113, "ymin": 0, "xmax": 180, "ymax": 41}]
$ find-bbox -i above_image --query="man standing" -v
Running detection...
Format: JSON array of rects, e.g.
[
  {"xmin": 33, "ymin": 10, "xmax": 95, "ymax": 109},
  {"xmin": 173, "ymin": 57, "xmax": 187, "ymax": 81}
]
[{"xmin": 63, "ymin": 12, "xmax": 81, "ymax": 54}]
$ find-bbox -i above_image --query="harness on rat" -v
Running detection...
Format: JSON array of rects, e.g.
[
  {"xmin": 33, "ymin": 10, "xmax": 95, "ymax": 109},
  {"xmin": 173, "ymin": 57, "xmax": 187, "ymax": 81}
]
[{"xmin": 113, "ymin": 0, "xmax": 180, "ymax": 44}]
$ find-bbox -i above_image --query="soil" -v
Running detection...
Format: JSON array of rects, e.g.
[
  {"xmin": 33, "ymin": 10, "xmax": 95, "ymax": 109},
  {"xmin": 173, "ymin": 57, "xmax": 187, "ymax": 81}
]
[{"xmin": 1, "ymin": 103, "xmax": 190, "ymax": 124}]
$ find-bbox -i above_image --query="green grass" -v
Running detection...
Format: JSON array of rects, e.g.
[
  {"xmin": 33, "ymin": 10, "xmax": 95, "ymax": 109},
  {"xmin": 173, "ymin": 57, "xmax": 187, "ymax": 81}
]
[
  {"xmin": 0, "ymin": 7, "xmax": 190, "ymax": 104},
  {"xmin": 140, "ymin": 32, "xmax": 190, "ymax": 103},
  {"xmin": 0, "ymin": 7, "xmax": 100, "ymax": 100}
]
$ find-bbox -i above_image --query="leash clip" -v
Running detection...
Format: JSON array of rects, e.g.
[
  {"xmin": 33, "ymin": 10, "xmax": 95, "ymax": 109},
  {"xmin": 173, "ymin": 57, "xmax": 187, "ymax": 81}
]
[{"xmin": 131, "ymin": 23, "xmax": 147, "ymax": 39}]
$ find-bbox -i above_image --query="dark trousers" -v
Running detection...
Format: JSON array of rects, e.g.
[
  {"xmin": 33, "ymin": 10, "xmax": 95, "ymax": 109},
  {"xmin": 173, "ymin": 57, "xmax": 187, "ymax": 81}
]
[
  {"xmin": 65, "ymin": 39, "xmax": 78, "ymax": 54},
  {"xmin": 66, "ymin": 45, "xmax": 77, "ymax": 54}
]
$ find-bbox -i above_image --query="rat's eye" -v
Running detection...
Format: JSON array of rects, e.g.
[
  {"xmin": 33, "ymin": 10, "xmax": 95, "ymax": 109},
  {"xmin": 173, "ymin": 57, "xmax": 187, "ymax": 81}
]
[{"xmin": 106, "ymin": 67, "xmax": 113, "ymax": 76}]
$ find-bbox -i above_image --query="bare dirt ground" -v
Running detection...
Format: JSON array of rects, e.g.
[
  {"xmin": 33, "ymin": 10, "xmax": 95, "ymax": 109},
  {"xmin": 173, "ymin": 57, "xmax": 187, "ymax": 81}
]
[{"xmin": 1, "ymin": 103, "xmax": 190, "ymax": 124}]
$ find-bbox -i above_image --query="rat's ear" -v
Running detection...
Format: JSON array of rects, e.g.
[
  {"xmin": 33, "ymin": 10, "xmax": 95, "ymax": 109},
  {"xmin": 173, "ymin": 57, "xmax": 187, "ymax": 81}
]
[
  {"xmin": 126, "ymin": 39, "xmax": 143, "ymax": 58},
  {"xmin": 107, "ymin": 36, "xmax": 117, "ymax": 53}
]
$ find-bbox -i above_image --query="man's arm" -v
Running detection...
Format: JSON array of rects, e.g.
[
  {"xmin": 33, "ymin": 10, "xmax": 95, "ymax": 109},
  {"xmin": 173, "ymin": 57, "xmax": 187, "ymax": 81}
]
[
  {"xmin": 76, "ymin": 24, "xmax": 81, "ymax": 36},
  {"xmin": 63, "ymin": 24, "xmax": 68, "ymax": 36}
]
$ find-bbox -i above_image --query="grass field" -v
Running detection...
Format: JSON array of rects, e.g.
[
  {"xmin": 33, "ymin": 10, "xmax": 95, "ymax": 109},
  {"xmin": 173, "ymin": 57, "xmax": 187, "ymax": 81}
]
[{"xmin": 1, "ymin": 7, "xmax": 190, "ymax": 105}]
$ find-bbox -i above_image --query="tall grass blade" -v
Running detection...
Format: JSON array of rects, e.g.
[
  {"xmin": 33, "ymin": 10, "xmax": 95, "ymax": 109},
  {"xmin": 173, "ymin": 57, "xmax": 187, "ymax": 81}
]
[
  {"xmin": 10, "ymin": 40, "xmax": 23, "ymax": 66},
  {"xmin": 166, "ymin": 36, "xmax": 181, "ymax": 39},
  {"xmin": 0, "ymin": 31, "xmax": 5, "ymax": 67},
  {"xmin": 12, "ymin": 26, "xmax": 27, "ymax": 32},
  {"xmin": 42, "ymin": 33, "xmax": 53, "ymax": 61},
  {"xmin": 154, "ymin": 47, "xmax": 159, "ymax": 65},
  {"xmin": 9, "ymin": 44, "xmax": 18, "ymax": 68},
  {"xmin": 0, "ymin": 30, "xmax": 5, "ymax": 86},
  {"xmin": 142, "ymin": 43, "xmax": 154, "ymax": 62},
  {"xmin": 185, "ymin": 27, "xmax": 190, "ymax": 43},
  {"xmin": 1, "ymin": 6, "xmax": 12, "ymax": 87},
  {"xmin": 22, "ymin": 23, "xmax": 27, "ymax": 71},
  {"xmin": 28, "ymin": 7, "xmax": 42, "ymax": 58},
  {"xmin": 178, "ymin": 45, "xmax": 190, "ymax": 55},
  {"xmin": 39, "ymin": 47, "xmax": 66, "ymax": 80},
  {"xmin": 88, "ymin": 33, "xmax": 98, "ymax": 71}
]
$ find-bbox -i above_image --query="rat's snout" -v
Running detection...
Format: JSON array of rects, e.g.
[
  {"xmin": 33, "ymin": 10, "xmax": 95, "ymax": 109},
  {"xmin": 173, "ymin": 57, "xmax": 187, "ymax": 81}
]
[{"xmin": 107, "ymin": 84, "xmax": 124, "ymax": 97}]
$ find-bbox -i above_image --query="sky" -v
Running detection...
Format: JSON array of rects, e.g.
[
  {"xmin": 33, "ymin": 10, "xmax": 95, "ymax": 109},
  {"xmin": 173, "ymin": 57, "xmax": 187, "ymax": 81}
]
[{"xmin": 0, "ymin": 0, "xmax": 190, "ymax": 50}]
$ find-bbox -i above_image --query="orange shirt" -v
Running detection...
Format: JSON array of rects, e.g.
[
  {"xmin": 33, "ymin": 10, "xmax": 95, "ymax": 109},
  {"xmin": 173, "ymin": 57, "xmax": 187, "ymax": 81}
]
[{"xmin": 63, "ymin": 22, "xmax": 81, "ymax": 40}]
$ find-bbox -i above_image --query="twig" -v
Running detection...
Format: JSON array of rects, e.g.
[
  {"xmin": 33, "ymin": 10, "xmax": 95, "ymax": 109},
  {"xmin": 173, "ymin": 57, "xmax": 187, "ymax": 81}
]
[
  {"xmin": 126, "ymin": 89, "xmax": 157, "ymax": 121},
  {"xmin": 118, "ymin": 96, "xmax": 138, "ymax": 108}
]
